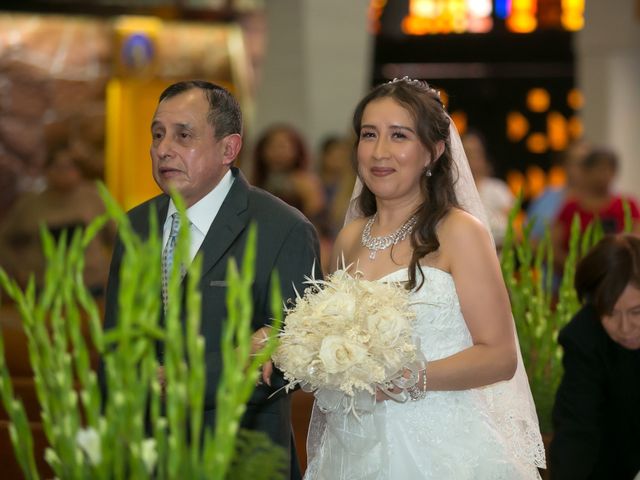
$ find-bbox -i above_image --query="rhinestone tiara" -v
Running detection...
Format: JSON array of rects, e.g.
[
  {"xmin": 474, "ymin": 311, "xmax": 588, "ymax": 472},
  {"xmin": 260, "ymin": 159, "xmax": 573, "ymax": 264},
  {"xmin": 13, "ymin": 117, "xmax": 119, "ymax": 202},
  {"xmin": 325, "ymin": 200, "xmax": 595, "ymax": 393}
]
[{"xmin": 387, "ymin": 76, "xmax": 441, "ymax": 100}]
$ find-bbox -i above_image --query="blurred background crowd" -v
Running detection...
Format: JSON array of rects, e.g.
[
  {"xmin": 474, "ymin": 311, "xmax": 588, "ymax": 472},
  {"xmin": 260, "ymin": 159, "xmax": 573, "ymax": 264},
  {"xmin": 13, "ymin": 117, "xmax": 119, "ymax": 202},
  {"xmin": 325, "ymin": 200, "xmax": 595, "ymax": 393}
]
[{"xmin": 0, "ymin": 0, "xmax": 639, "ymax": 478}]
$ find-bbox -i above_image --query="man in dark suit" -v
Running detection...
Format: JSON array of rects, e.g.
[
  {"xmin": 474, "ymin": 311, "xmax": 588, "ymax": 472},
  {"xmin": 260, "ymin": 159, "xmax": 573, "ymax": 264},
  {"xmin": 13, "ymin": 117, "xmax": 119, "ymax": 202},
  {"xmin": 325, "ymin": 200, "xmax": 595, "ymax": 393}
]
[{"xmin": 103, "ymin": 80, "xmax": 321, "ymax": 479}]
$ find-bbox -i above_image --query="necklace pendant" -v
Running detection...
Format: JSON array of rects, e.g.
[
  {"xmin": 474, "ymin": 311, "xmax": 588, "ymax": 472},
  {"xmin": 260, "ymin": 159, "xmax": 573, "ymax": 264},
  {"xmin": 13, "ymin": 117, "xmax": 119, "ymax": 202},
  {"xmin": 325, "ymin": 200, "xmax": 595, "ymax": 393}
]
[{"xmin": 361, "ymin": 213, "xmax": 418, "ymax": 263}]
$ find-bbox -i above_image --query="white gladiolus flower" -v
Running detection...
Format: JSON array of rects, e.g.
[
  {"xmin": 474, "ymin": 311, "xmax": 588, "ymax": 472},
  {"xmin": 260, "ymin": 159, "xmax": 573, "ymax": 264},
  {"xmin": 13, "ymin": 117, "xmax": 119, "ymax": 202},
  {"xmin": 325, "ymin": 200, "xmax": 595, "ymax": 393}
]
[
  {"xmin": 44, "ymin": 447, "xmax": 60, "ymax": 466},
  {"xmin": 141, "ymin": 438, "xmax": 158, "ymax": 473},
  {"xmin": 75, "ymin": 427, "xmax": 101, "ymax": 466}
]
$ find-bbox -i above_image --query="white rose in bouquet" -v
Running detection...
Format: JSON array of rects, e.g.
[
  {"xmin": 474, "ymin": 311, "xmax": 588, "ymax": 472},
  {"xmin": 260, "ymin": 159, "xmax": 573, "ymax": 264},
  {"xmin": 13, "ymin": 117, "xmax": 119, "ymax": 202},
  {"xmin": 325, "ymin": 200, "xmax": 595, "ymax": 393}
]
[
  {"xmin": 319, "ymin": 335, "xmax": 368, "ymax": 374},
  {"xmin": 366, "ymin": 309, "xmax": 410, "ymax": 345},
  {"xmin": 272, "ymin": 268, "xmax": 419, "ymax": 397}
]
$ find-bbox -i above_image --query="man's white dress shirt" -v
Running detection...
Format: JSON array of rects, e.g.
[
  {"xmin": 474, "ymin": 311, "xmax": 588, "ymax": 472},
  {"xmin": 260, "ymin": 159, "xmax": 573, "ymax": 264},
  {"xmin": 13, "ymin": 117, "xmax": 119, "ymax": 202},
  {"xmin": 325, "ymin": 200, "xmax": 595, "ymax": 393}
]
[{"xmin": 162, "ymin": 169, "xmax": 234, "ymax": 263}]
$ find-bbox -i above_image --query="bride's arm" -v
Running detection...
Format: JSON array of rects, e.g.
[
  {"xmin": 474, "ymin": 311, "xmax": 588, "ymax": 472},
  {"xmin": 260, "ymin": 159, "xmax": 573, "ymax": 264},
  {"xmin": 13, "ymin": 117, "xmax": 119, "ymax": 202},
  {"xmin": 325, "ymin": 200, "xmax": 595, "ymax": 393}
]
[{"xmin": 422, "ymin": 210, "xmax": 517, "ymax": 391}]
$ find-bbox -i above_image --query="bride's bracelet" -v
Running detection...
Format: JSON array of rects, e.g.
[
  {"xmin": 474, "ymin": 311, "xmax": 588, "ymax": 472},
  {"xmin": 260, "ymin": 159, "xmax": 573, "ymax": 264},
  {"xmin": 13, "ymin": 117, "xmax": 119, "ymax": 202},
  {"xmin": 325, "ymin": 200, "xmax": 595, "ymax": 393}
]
[{"xmin": 406, "ymin": 368, "xmax": 428, "ymax": 401}]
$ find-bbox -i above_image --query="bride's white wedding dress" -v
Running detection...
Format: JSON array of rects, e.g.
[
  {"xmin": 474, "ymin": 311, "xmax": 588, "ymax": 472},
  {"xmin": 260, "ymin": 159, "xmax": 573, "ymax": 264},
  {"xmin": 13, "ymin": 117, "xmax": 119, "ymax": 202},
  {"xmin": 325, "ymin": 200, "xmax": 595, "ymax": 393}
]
[{"xmin": 304, "ymin": 267, "xmax": 543, "ymax": 480}]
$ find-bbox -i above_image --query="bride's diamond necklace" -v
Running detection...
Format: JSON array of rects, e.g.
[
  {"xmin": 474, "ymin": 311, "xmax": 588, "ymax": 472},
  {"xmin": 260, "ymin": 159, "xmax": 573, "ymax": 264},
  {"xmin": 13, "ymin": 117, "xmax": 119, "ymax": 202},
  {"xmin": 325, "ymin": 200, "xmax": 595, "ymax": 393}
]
[{"xmin": 361, "ymin": 213, "xmax": 418, "ymax": 260}]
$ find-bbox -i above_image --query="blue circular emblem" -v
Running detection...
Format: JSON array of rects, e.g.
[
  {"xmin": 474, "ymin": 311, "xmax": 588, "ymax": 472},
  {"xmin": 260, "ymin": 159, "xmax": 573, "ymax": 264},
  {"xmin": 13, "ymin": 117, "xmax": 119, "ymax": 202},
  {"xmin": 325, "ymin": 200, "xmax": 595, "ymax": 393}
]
[{"xmin": 121, "ymin": 33, "xmax": 154, "ymax": 70}]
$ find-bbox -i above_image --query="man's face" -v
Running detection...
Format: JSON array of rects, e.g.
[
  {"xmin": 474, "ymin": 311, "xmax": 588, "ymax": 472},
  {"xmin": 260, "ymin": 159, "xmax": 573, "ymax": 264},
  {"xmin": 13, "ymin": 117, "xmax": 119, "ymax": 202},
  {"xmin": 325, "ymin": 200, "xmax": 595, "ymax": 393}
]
[{"xmin": 150, "ymin": 89, "xmax": 231, "ymax": 207}]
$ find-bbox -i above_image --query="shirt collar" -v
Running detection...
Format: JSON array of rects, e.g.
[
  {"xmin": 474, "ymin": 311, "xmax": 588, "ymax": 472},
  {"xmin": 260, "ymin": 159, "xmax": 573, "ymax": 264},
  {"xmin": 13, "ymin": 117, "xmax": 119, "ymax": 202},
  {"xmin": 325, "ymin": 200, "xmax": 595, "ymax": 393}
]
[{"xmin": 165, "ymin": 169, "xmax": 235, "ymax": 236}]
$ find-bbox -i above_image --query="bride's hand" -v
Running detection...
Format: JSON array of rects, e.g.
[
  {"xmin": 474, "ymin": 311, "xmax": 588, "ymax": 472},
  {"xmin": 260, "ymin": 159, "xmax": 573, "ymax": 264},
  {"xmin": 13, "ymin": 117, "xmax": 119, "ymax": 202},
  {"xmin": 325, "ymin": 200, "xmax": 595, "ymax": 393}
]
[
  {"xmin": 376, "ymin": 368, "xmax": 416, "ymax": 402},
  {"xmin": 375, "ymin": 384, "xmax": 405, "ymax": 402}
]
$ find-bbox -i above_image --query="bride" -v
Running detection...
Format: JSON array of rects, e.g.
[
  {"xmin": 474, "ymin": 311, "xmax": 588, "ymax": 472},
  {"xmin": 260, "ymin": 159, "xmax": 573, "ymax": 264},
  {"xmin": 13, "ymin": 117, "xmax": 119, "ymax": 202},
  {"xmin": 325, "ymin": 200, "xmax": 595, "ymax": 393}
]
[{"xmin": 303, "ymin": 78, "xmax": 546, "ymax": 479}]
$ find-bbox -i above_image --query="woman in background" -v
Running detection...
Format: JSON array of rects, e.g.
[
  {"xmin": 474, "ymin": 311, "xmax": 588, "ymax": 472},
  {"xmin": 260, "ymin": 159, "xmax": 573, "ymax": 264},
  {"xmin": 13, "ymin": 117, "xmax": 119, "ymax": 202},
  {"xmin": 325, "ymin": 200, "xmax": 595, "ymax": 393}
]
[
  {"xmin": 462, "ymin": 129, "xmax": 514, "ymax": 250},
  {"xmin": 552, "ymin": 147, "xmax": 640, "ymax": 269},
  {"xmin": 0, "ymin": 141, "xmax": 114, "ymax": 295},
  {"xmin": 253, "ymin": 124, "xmax": 325, "ymax": 223},
  {"xmin": 317, "ymin": 134, "xmax": 356, "ymax": 239},
  {"xmin": 550, "ymin": 233, "xmax": 640, "ymax": 479},
  {"xmin": 526, "ymin": 140, "xmax": 590, "ymax": 243}
]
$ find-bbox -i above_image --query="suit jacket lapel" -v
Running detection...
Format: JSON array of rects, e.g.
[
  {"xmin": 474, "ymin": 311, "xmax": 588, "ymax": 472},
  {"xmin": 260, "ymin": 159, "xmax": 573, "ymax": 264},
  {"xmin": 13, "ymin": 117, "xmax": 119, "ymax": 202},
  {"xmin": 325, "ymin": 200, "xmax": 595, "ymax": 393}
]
[
  {"xmin": 198, "ymin": 167, "xmax": 250, "ymax": 276},
  {"xmin": 154, "ymin": 196, "xmax": 170, "ymax": 239}
]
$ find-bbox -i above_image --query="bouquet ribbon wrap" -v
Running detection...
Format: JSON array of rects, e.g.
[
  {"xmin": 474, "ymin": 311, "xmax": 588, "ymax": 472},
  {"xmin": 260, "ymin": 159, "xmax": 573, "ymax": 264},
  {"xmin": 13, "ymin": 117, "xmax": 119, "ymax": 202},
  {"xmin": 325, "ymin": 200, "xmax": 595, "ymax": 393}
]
[
  {"xmin": 312, "ymin": 387, "xmax": 384, "ymax": 480},
  {"xmin": 306, "ymin": 354, "xmax": 425, "ymax": 480}
]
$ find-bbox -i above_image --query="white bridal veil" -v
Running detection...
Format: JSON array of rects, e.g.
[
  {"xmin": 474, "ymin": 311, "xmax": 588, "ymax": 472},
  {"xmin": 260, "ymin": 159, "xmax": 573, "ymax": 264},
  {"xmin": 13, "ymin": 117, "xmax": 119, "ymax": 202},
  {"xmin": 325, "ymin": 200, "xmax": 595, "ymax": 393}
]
[{"xmin": 306, "ymin": 108, "xmax": 546, "ymax": 476}]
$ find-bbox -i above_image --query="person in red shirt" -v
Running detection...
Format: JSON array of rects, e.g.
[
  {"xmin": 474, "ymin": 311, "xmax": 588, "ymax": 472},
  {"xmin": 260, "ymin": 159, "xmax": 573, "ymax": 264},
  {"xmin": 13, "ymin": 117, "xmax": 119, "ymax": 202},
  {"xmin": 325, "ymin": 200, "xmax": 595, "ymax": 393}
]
[{"xmin": 552, "ymin": 147, "xmax": 640, "ymax": 270}]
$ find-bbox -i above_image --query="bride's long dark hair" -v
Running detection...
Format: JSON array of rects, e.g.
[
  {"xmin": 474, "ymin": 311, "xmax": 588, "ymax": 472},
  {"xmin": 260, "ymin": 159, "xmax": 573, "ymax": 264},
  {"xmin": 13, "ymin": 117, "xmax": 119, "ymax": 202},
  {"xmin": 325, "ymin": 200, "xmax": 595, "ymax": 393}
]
[{"xmin": 352, "ymin": 80, "xmax": 460, "ymax": 290}]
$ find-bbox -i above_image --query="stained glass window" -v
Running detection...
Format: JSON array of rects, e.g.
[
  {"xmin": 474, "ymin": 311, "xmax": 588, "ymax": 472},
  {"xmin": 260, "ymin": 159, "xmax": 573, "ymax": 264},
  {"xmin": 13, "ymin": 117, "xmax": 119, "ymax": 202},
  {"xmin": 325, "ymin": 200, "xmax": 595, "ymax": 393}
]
[{"xmin": 393, "ymin": 0, "xmax": 584, "ymax": 34}]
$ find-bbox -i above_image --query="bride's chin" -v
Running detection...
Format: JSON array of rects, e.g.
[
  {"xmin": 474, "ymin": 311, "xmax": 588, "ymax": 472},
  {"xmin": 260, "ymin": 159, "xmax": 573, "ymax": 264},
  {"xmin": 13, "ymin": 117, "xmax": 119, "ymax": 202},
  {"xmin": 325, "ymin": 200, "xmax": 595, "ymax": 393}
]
[
  {"xmin": 370, "ymin": 187, "xmax": 420, "ymax": 204},
  {"xmin": 364, "ymin": 180, "xmax": 395, "ymax": 196}
]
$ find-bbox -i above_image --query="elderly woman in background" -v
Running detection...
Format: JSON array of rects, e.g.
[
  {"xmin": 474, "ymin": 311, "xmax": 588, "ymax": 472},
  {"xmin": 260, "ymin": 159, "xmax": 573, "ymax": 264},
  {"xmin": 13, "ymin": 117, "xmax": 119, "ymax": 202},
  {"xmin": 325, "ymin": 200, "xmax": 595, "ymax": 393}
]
[{"xmin": 550, "ymin": 233, "xmax": 640, "ymax": 479}]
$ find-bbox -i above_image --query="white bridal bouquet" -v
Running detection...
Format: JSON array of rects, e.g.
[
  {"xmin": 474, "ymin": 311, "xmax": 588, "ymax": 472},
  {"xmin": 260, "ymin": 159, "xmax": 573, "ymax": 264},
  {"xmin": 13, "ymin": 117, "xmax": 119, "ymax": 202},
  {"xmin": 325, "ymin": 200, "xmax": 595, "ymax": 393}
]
[
  {"xmin": 273, "ymin": 267, "xmax": 419, "ymax": 399},
  {"xmin": 274, "ymin": 267, "xmax": 423, "ymax": 477}
]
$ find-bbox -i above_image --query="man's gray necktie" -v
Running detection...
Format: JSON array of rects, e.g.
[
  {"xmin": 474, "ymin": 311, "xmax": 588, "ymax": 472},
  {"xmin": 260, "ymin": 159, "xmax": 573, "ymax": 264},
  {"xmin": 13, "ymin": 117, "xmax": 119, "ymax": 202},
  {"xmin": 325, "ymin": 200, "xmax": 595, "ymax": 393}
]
[{"xmin": 161, "ymin": 212, "xmax": 181, "ymax": 309}]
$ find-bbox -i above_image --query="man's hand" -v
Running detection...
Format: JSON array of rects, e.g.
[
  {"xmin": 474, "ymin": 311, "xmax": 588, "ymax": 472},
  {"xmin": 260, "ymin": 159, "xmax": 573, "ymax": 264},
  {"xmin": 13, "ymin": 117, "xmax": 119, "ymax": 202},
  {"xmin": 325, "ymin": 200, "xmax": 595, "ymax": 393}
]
[
  {"xmin": 251, "ymin": 326, "xmax": 273, "ymax": 386},
  {"xmin": 260, "ymin": 360, "xmax": 274, "ymax": 387}
]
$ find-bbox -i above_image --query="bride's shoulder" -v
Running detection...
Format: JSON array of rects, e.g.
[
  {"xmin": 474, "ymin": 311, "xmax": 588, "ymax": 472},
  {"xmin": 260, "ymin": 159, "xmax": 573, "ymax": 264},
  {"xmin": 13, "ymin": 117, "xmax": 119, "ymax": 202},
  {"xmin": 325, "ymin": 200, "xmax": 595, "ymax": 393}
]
[
  {"xmin": 435, "ymin": 209, "xmax": 496, "ymax": 272},
  {"xmin": 438, "ymin": 208, "xmax": 492, "ymax": 245}
]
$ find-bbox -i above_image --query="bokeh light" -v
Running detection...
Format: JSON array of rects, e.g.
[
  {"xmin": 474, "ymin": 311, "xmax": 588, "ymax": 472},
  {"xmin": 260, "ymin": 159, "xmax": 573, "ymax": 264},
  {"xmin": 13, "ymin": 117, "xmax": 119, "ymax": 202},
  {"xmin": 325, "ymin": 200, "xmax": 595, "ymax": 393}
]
[
  {"xmin": 506, "ymin": 111, "xmax": 530, "ymax": 142},
  {"xmin": 527, "ymin": 88, "xmax": 551, "ymax": 113},
  {"xmin": 527, "ymin": 132, "xmax": 549, "ymax": 153}
]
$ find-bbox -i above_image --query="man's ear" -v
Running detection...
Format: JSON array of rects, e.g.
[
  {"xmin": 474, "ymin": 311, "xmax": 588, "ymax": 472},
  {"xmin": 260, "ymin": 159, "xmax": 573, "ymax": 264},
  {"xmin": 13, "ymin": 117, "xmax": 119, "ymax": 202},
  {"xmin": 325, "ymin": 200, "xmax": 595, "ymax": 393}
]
[{"xmin": 222, "ymin": 134, "xmax": 243, "ymax": 165}]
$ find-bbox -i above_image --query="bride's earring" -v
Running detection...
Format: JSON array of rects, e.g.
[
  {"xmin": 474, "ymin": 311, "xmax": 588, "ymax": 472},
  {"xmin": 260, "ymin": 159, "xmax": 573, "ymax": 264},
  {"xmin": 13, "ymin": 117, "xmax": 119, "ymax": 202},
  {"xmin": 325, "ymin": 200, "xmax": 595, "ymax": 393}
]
[{"xmin": 425, "ymin": 168, "xmax": 432, "ymax": 177}]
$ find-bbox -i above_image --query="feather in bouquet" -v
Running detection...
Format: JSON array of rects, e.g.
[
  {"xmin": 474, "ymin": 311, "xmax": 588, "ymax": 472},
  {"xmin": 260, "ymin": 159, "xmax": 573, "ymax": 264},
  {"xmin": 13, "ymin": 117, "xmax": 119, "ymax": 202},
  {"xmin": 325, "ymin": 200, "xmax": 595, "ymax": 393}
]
[{"xmin": 272, "ymin": 267, "xmax": 417, "ymax": 396}]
